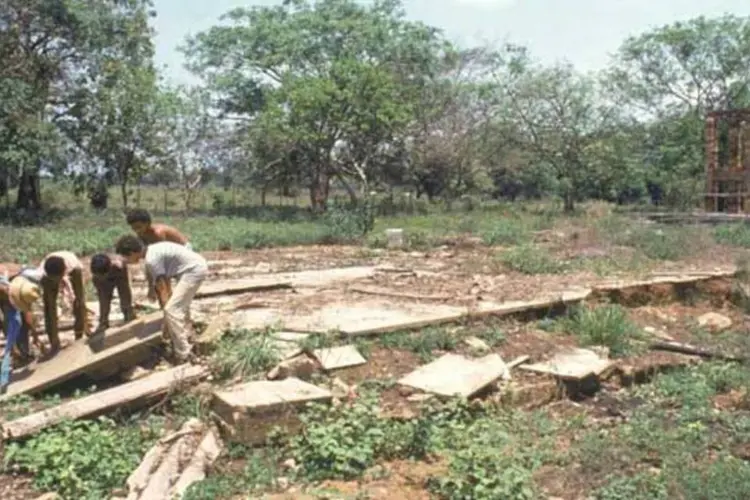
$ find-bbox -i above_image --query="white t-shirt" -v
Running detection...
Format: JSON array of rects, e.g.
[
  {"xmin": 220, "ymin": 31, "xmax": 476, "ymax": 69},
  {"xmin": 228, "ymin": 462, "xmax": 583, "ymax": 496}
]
[{"xmin": 145, "ymin": 242, "xmax": 207, "ymax": 280}]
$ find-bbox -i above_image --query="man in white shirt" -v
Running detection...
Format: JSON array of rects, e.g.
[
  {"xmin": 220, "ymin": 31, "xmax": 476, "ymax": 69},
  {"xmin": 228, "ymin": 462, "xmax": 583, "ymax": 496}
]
[{"xmin": 115, "ymin": 235, "xmax": 208, "ymax": 362}]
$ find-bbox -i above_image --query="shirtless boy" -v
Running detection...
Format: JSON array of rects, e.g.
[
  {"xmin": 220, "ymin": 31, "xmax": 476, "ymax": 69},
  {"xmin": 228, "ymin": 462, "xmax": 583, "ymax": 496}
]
[
  {"xmin": 126, "ymin": 209, "xmax": 192, "ymax": 249},
  {"xmin": 89, "ymin": 253, "xmax": 136, "ymax": 335}
]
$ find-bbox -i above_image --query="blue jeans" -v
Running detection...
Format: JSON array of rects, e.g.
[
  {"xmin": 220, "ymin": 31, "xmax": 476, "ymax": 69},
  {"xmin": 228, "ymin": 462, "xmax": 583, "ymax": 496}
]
[{"xmin": 1, "ymin": 306, "xmax": 22, "ymax": 390}]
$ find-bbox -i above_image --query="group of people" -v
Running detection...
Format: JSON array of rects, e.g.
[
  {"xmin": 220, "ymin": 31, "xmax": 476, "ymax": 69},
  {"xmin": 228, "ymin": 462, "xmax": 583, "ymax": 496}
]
[{"xmin": 0, "ymin": 209, "xmax": 209, "ymax": 393}]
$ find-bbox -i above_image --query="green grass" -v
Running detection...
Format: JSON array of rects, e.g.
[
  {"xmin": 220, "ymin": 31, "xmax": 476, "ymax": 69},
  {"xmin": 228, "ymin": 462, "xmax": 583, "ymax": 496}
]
[{"xmin": 557, "ymin": 304, "xmax": 643, "ymax": 357}]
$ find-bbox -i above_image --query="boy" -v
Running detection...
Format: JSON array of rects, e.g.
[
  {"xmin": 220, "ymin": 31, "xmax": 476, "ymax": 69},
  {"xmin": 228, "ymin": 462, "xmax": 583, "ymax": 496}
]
[
  {"xmin": 126, "ymin": 208, "xmax": 192, "ymax": 249},
  {"xmin": 115, "ymin": 235, "xmax": 207, "ymax": 362},
  {"xmin": 1, "ymin": 274, "xmax": 41, "ymax": 393},
  {"xmin": 25, "ymin": 251, "xmax": 90, "ymax": 351},
  {"xmin": 89, "ymin": 253, "xmax": 136, "ymax": 335}
]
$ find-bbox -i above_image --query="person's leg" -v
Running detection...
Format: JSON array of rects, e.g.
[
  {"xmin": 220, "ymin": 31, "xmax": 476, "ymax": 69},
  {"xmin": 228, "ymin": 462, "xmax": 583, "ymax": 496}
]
[
  {"xmin": 1, "ymin": 307, "xmax": 22, "ymax": 392},
  {"xmin": 70, "ymin": 270, "xmax": 87, "ymax": 338},
  {"xmin": 42, "ymin": 279, "xmax": 61, "ymax": 352},
  {"xmin": 163, "ymin": 275, "xmax": 204, "ymax": 361}
]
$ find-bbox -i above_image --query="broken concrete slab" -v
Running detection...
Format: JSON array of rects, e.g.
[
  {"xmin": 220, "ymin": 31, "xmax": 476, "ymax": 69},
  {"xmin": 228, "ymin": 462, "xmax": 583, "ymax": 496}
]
[
  {"xmin": 212, "ymin": 377, "xmax": 332, "ymax": 445},
  {"xmin": 520, "ymin": 348, "xmax": 614, "ymax": 381},
  {"xmin": 266, "ymin": 355, "xmax": 320, "ymax": 381},
  {"xmin": 272, "ymin": 332, "xmax": 310, "ymax": 343},
  {"xmin": 195, "ymin": 277, "xmax": 292, "ymax": 298},
  {"xmin": 2, "ymin": 364, "xmax": 208, "ymax": 440},
  {"xmin": 398, "ymin": 353, "xmax": 509, "ymax": 398},
  {"xmin": 471, "ymin": 289, "xmax": 592, "ymax": 318},
  {"xmin": 697, "ymin": 312, "xmax": 732, "ymax": 332},
  {"xmin": 0, "ymin": 312, "xmax": 164, "ymax": 401},
  {"xmin": 312, "ymin": 345, "xmax": 366, "ymax": 371},
  {"xmin": 276, "ymin": 266, "xmax": 376, "ymax": 288},
  {"xmin": 283, "ymin": 301, "xmax": 468, "ymax": 336}
]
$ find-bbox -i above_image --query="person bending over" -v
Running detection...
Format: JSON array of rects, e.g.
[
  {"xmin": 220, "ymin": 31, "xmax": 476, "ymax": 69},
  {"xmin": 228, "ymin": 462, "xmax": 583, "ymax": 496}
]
[
  {"xmin": 0, "ymin": 275, "xmax": 41, "ymax": 393},
  {"xmin": 24, "ymin": 251, "xmax": 90, "ymax": 351},
  {"xmin": 115, "ymin": 235, "xmax": 207, "ymax": 363},
  {"xmin": 90, "ymin": 253, "xmax": 137, "ymax": 335}
]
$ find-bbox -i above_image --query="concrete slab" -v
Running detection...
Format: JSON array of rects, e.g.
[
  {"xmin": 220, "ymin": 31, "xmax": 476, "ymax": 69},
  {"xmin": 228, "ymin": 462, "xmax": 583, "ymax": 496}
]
[
  {"xmin": 519, "ymin": 348, "xmax": 613, "ymax": 380},
  {"xmin": 398, "ymin": 353, "xmax": 509, "ymax": 398},
  {"xmin": 471, "ymin": 289, "xmax": 592, "ymax": 318},
  {"xmin": 212, "ymin": 378, "xmax": 332, "ymax": 445},
  {"xmin": 283, "ymin": 301, "xmax": 468, "ymax": 336},
  {"xmin": 272, "ymin": 332, "xmax": 310, "ymax": 343},
  {"xmin": 312, "ymin": 345, "xmax": 366, "ymax": 371},
  {"xmin": 0, "ymin": 313, "xmax": 164, "ymax": 401}
]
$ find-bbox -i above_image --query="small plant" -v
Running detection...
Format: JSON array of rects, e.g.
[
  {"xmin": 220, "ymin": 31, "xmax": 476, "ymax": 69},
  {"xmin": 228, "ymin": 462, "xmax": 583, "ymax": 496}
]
[
  {"xmin": 322, "ymin": 198, "xmax": 375, "ymax": 243},
  {"xmin": 714, "ymin": 223, "xmax": 750, "ymax": 248},
  {"xmin": 619, "ymin": 226, "xmax": 695, "ymax": 261},
  {"xmin": 3, "ymin": 417, "xmax": 161, "ymax": 500},
  {"xmin": 378, "ymin": 327, "xmax": 459, "ymax": 361},
  {"xmin": 501, "ymin": 245, "xmax": 568, "ymax": 275},
  {"xmin": 210, "ymin": 329, "xmax": 282, "ymax": 379},
  {"xmin": 592, "ymin": 472, "xmax": 668, "ymax": 500},
  {"xmin": 481, "ymin": 219, "xmax": 529, "ymax": 246},
  {"xmin": 558, "ymin": 304, "xmax": 640, "ymax": 357}
]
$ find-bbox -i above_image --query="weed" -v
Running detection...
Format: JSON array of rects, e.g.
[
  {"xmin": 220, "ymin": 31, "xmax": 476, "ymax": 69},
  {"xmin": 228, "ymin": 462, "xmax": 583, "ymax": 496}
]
[
  {"xmin": 210, "ymin": 329, "xmax": 282, "ymax": 380},
  {"xmin": 592, "ymin": 472, "xmax": 668, "ymax": 500},
  {"xmin": 558, "ymin": 304, "xmax": 641, "ymax": 357},
  {"xmin": 501, "ymin": 245, "xmax": 568, "ymax": 275},
  {"xmin": 481, "ymin": 219, "xmax": 529, "ymax": 246},
  {"xmin": 474, "ymin": 325, "xmax": 506, "ymax": 347},
  {"xmin": 618, "ymin": 226, "xmax": 699, "ymax": 261},
  {"xmin": 3, "ymin": 417, "xmax": 161, "ymax": 500},
  {"xmin": 378, "ymin": 327, "xmax": 460, "ymax": 361},
  {"xmin": 715, "ymin": 223, "xmax": 750, "ymax": 248}
]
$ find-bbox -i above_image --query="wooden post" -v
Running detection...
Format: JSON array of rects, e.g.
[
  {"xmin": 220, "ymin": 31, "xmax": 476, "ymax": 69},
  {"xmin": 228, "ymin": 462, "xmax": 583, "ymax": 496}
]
[{"xmin": 705, "ymin": 115, "xmax": 718, "ymax": 212}]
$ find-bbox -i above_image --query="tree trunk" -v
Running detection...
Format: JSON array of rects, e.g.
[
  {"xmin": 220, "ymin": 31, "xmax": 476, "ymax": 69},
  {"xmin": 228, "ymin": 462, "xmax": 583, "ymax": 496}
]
[
  {"xmin": 309, "ymin": 168, "xmax": 330, "ymax": 212},
  {"xmin": 563, "ymin": 192, "xmax": 575, "ymax": 213},
  {"xmin": 120, "ymin": 181, "xmax": 129, "ymax": 209},
  {"xmin": 16, "ymin": 169, "xmax": 41, "ymax": 210}
]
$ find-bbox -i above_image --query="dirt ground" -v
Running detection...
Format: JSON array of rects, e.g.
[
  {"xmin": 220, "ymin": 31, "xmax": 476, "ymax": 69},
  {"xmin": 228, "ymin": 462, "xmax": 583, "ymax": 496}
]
[{"xmin": 3, "ymin": 242, "xmax": 748, "ymax": 499}]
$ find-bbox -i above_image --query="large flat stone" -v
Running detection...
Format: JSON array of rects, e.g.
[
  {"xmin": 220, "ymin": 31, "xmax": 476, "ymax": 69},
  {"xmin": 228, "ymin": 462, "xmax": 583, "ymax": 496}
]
[
  {"xmin": 520, "ymin": 348, "xmax": 613, "ymax": 380},
  {"xmin": 398, "ymin": 353, "xmax": 509, "ymax": 398},
  {"xmin": 312, "ymin": 345, "xmax": 366, "ymax": 371},
  {"xmin": 212, "ymin": 378, "xmax": 332, "ymax": 445}
]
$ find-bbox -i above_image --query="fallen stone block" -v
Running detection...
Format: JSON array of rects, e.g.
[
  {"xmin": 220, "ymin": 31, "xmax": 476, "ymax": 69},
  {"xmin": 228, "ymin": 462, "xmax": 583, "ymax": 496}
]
[
  {"xmin": 398, "ymin": 353, "xmax": 509, "ymax": 398},
  {"xmin": 520, "ymin": 348, "xmax": 613, "ymax": 381},
  {"xmin": 0, "ymin": 313, "xmax": 164, "ymax": 401},
  {"xmin": 267, "ymin": 355, "xmax": 320, "ymax": 381},
  {"xmin": 2, "ymin": 364, "xmax": 208, "ymax": 441},
  {"xmin": 212, "ymin": 378, "xmax": 332, "ymax": 445},
  {"xmin": 311, "ymin": 345, "xmax": 366, "ymax": 371},
  {"xmin": 697, "ymin": 312, "xmax": 732, "ymax": 332}
]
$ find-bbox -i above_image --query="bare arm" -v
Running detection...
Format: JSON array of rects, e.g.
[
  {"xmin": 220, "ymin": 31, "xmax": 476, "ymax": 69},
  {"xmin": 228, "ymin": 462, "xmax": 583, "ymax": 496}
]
[
  {"xmin": 93, "ymin": 276, "xmax": 113, "ymax": 333},
  {"xmin": 154, "ymin": 276, "xmax": 172, "ymax": 309}
]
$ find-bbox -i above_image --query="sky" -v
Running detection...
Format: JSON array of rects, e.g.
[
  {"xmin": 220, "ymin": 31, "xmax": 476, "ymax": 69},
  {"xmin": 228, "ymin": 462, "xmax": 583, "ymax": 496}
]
[{"xmin": 151, "ymin": 0, "xmax": 750, "ymax": 85}]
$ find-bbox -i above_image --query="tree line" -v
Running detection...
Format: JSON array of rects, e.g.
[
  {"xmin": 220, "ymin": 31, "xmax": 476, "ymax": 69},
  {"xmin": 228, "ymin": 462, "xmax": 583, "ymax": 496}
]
[{"xmin": 2, "ymin": 0, "xmax": 750, "ymax": 214}]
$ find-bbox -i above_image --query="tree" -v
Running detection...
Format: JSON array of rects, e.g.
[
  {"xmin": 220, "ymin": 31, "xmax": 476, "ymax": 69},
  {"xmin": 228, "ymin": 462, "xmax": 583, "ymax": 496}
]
[
  {"xmin": 56, "ymin": 0, "xmax": 158, "ymax": 208},
  {"xmin": 156, "ymin": 87, "xmax": 218, "ymax": 212},
  {"xmin": 183, "ymin": 0, "xmax": 446, "ymax": 211},
  {"xmin": 0, "ymin": 0, "xmax": 157, "ymax": 211},
  {"xmin": 498, "ymin": 62, "xmax": 622, "ymax": 212},
  {"xmin": 605, "ymin": 15, "xmax": 750, "ymax": 207}
]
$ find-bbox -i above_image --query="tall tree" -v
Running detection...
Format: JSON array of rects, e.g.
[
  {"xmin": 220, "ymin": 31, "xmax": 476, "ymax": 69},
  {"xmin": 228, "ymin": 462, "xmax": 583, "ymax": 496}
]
[
  {"xmin": 0, "ymin": 0, "xmax": 157, "ymax": 211},
  {"xmin": 183, "ymin": 0, "xmax": 446, "ymax": 211},
  {"xmin": 498, "ymin": 62, "xmax": 623, "ymax": 212}
]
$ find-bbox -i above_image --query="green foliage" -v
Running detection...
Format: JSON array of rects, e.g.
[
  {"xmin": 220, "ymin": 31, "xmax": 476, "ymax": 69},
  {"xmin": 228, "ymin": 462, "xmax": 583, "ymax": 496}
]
[
  {"xmin": 183, "ymin": 449, "xmax": 281, "ymax": 500},
  {"xmin": 210, "ymin": 328, "xmax": 282, "ymax": 380},
  {"xmin": 322, "ymin": 198, "xmax": 376, "ymax": 242},
  {"xmin": 592, "ymin": 473, "xmax": 668, "ymax": 500},
  {"xmin": 558, "ymin": 304, "xmax": 641, "ymax": 357},
  {"xmin": 289, "ymin": 392, "xmax": 429, "ymax": 481},
  {"xmin": 714, "ymin": 224, "xmax": 750, "ymax": 247},
  {"xmin": 3, "ymin": 417, "xmax": 161, "ymax": 500},
  {"xmin": 378, "ymin": 327, "xmax": 460, "ymax": 361},
  {"xmin": 481, "ymin": 218, "xmax": 530, "ymax": 246},
  {"xmin": 501, "ymin": 245, "xmax": 568, "ymax": 275}
]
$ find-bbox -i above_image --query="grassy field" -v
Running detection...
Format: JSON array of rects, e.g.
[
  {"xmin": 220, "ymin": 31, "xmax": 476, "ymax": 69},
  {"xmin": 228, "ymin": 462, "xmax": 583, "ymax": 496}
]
[{"xmin": 4, "ymin": 189, "xmax": 750, "ymax": 499}]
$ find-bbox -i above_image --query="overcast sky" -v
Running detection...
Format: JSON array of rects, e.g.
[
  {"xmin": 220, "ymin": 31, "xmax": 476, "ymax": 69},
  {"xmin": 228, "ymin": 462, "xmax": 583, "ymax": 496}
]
[{"xmin": 151, "ymin": 0, "xmax": 750, "ymax": 85}]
